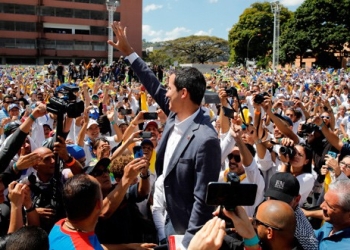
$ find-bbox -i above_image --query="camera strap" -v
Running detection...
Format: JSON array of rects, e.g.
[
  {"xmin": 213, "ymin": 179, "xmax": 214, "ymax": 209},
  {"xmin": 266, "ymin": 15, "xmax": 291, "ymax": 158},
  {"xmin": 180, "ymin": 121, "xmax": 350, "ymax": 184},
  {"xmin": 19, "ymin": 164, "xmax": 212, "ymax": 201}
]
[{"xmin": 226, "ymin": 95, "xmax": 248, "ymax": 126}]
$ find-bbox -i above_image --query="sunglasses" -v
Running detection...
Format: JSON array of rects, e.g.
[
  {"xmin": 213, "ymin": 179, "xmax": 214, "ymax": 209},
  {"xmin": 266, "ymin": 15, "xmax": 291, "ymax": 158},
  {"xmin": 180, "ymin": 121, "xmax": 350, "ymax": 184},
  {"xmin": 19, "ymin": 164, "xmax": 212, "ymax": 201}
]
[
  {"xmin": 4, "ymin": 101, "xmax": 14, "ymax": 104},
  {"xmin": 91, "ymin": 168, "xmax": 109, "ymax": 177},
  {"xmin": 228, "ymin": 153, "xmax": 241, "ymax": 162},
  {"xmin": 321, "ymin": 116, "xmax": 330, "ymax": 120},
  {"xmin": 339, "ymin": 161, "xmax": 350, "ymax": 169},
  {"xmin": 252, "ymin": 217, "xmax": 282, "ymax": 231}
]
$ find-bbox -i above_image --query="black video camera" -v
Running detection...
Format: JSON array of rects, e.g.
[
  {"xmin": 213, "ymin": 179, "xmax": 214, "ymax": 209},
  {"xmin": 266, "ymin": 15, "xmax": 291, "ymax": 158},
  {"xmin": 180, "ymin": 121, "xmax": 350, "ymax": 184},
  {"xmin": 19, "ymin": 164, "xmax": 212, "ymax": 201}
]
[
  {"xmin": 253, "ymin": 92, "xmax": 269, "ymax": 104},
  {"xmin": 47, "ymin": 85, "xmax": 84, "ymax": 118},
  {"xmin": 297, "ymin": 123, "xmax": 319, "ymax": 137}
]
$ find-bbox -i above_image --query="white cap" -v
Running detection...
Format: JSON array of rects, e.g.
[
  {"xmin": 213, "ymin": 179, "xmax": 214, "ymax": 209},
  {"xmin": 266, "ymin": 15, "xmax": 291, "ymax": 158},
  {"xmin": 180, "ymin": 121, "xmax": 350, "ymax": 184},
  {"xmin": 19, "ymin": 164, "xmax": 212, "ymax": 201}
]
[
  {"xmin": 87, "ymin": 119, "xmax": 98, "ymax": 129},
  {"xmin": 10, "ymin": 81, "xmax": 15, "ymax": 85}
]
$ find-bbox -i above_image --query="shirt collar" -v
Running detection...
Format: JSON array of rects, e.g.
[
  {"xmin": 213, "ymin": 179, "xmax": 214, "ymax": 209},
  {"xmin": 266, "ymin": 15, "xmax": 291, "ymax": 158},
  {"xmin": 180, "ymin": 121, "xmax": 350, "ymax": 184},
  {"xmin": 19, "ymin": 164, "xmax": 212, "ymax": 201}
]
[{"xmin": 174, "ymin": 108, "xmax": 200, "ymax": 134}]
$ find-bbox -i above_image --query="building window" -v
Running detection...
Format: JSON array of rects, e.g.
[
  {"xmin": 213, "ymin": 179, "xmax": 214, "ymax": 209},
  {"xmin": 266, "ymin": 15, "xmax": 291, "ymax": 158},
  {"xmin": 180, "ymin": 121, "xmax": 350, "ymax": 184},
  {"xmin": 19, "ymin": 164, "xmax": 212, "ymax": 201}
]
[
  {"xmin": 92, "ymin": 42, "xmax": 106, "ymax": 51},
  {"xmin": 16, "ymin": 39, "xmax": 36, "ymax": 49},
  {"xmin": 91, "ymin": 26, "xmax": 107, "ymax": 36},
  {"xmin": 74, "ymin": 41, "xmax": 91, "ymax": 50},
  {"xmin": 57, "ymin": 41, "xmax": 74, "ymax": 50},
  {"xmin": 56, "ymin": 8, "xmax": 73, "ymax": 18},
  {"xmin": 74, "ymin": 9, "xmax": 89, "ymax": 19}
]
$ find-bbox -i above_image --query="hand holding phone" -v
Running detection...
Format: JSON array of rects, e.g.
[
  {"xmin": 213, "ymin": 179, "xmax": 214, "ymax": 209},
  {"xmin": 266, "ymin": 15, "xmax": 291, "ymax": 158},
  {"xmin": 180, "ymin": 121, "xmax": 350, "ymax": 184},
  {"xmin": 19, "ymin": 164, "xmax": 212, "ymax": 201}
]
[{"xmin": 133, "ymin": 146, "xmax": 143, "ymax": 158}]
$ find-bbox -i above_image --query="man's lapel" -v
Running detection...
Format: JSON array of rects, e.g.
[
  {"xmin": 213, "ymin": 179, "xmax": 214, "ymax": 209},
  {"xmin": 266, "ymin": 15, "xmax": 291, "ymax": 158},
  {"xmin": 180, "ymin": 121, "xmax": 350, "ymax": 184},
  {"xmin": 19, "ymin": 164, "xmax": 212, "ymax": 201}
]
[{"xmin": 164, "ymin": 110, "xmax": 203, "ymax": 178}]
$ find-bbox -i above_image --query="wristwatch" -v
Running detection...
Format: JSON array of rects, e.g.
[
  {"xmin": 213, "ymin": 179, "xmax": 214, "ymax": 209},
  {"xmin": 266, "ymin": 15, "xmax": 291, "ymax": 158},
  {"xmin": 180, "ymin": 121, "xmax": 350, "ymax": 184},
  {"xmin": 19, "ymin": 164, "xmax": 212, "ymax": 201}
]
[
  {"xmin": 140, "ymin": 170, "xmax": 150, "ymax": 179},
  {"xmin": 64, "ymin": 154, "xmax": 74, "ymax": 164}
]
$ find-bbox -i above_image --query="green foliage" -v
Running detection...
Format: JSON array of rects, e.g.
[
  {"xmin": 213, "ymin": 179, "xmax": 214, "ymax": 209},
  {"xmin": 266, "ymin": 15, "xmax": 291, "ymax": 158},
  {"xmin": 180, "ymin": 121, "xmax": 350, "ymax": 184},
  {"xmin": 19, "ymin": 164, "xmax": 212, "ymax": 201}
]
[
  {"xmin": 279, "ymin": 0, "xmax": 350, "ymax": 68},
  {"xmin": 163, "ymin": 36, "xmax": 229, "ymax": 64},
  {"xmin": 228, "ymin": 2, "xmax": 293, "ymax": 66},
  {"xmin": 144, "ymin": 49, "xmax": 173, "ymax": 67}
]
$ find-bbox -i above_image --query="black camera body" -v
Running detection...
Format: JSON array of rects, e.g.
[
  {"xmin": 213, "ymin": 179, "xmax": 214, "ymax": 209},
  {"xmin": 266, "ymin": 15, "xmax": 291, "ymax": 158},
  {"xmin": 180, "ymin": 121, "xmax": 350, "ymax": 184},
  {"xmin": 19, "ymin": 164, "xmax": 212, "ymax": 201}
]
[
  {"xmin": 254, "ymin": 92, "xmax": 269, "ymax": 104},
  {"xmin": 225, "ymin": 87, "xmax": 238, "ymax": 97},
  {"xmin": 297, "ymin": 123, "xmax": 319, "ymax": 137},
  {"xmin": 279, "ymin": 146, "xmax": 296, "ymax": 159},
  {"xmin": 47, "ymin": 85, "xmax": 84, "ymax": 118}
]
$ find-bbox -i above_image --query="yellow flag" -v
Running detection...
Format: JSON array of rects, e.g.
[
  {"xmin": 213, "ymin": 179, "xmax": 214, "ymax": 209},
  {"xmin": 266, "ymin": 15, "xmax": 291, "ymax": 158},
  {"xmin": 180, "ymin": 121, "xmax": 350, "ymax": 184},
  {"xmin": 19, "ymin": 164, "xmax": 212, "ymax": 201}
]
[{"xmin": 140, "ymin": 92, "xmax": 148, "ymax": 111}]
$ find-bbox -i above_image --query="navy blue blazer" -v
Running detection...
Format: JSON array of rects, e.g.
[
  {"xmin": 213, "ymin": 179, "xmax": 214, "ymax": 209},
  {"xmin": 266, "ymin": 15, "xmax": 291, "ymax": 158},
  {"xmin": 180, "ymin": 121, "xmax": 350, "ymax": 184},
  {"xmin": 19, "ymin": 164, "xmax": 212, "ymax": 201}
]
[{"xmin": 130, "ymin": 57, "xmax": 221, "ymax": 247}]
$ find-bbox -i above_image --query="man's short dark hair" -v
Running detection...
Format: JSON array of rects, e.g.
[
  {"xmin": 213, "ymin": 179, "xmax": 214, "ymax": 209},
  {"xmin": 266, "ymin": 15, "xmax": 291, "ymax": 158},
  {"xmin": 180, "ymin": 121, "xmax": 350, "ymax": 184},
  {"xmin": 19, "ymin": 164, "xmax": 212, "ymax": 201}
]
[
  {"xmin": 174, "ymin": 67, "xmax": 206, "ymax": 105},
  {"xmin": 2, "ymin": 95, "xmax": 13, "ymax": 102},
  {"xmin": 5, "ymin": 226, "xmax": 48, "ymax": 250},
  {"xmin": 62, "ymin": 174, "xmax": 101, "ymax": 221}
]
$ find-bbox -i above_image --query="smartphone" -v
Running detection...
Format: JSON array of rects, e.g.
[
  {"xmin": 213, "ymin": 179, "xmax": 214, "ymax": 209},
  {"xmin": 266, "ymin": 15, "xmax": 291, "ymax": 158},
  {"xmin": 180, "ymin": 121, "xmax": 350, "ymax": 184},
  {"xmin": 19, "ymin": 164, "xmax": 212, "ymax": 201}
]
[
  {"xmin": 327, "ymin": 151, "xmax": 337, "ymax": 158},
  {"xmin": 222, "ymin": 106, "xmax": 235, "ymax": 119},
  {"xmin": 25, "ymin": 105, "xmax": 32, "ymax": 113},
  {"xmin": 140, "ymin": 131, "xmax": 152, "ymax": 139},
  {"xmin": 205, "ymin": 182, "xmax": 257, "ymax": 208},
  {"xmin": 283, "ymin": 101, "xmax": 294, "ymax": 107},
  {"xmin": 204, "ymin": 91, "xmax": 220, "ymax": 104},
  {"xmin": 143, "ymin": 112, "xmax": 158, "ymax": 120},
  {"xmin": 121, "ymin": 109, "xmax": 132, "ymax": 115},
  {"xmin": 133, "ymin": 146, "xmax": 143, "ymax": 158}
]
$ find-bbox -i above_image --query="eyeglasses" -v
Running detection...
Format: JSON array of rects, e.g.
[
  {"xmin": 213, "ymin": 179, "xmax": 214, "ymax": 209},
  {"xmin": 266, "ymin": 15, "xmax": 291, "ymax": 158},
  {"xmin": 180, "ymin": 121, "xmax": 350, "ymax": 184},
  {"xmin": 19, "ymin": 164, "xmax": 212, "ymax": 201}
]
[
  {"xmin": 228, "ymin": 153, "xmax": 241, "ymax": 162},
  {"xmin": 339, "ymin": 161, "xmax": 350, "ymax": 169},
  {"xmin": 91, "ymin": 168, "xmax": 109, "ymax": 177},
  {"xmin": 252, "ymin": 217, "xmax": 282, "ymax": 231},
  {"xmin": 321, "ymin": 116, "xmax": 330, "ymax": 120}
]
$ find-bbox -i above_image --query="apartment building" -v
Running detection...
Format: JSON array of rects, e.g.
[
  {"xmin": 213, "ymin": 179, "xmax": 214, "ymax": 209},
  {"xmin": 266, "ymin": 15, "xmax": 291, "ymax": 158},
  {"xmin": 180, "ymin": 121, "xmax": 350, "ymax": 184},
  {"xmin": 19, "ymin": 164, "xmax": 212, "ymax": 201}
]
[{"xmin": 0, "ymin": 0, "xmax": 142, "ymax": 65}]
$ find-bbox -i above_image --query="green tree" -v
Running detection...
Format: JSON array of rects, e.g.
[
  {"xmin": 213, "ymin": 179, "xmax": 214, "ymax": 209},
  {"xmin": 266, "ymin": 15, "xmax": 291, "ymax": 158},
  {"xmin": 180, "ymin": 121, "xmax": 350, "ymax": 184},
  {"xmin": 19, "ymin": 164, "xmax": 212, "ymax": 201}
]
[
  {"xmin": 164, "ymin": 36, "xmax": 229, "ymax": 64},
  {"xmin": 228, "ymin": 2, "xmax": 293, "ymax": 67},
  {"xmin": 279, "ymin": 0, "xmax": 350, "ymax": 68},
  {"xmin": 145, "ymin": 49, "xmax": 173, "ymax": 67}
]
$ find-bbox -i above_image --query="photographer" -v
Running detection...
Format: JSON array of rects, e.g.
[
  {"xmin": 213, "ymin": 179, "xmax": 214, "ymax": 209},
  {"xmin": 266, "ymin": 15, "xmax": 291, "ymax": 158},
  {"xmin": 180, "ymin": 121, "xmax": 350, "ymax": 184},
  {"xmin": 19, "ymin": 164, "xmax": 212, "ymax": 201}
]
[
  {"xmin": 220, "ymin": 120, "xmax": 265, "ymax": 217},
  {"xmin": 277, "ymin": 138, "xmax": 314, "ymax": 207}
]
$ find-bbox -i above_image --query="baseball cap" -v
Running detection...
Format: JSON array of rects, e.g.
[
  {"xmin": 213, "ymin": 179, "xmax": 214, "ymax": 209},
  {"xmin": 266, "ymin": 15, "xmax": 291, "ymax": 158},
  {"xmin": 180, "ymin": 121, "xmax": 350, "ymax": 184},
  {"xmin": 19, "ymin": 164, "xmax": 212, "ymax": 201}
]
[
  {"xmin": 4, "ymin": 121, "xmax": 20, "ymax": 138},
  {"xmin": 143, "ymin": 120, "xmax": 159, "ymax": 130},
  {"xmin": 84, "ymin": 158, "xmax": 111, "ymax": 175},
  {"xmin": 141, "ymin": 139, "xmax": 154, "ymax": 148},
  {"xmin": 264, "ymin": 172, "xmax": 300, "ymax": 204},
  {"xmin": 10, "ymin": 81, "xmax": 15, "ymax": 85},
  {"xmin": 273, "ymin": 113, "xmax": 293, "ymax": 127},
  {"xmin": 8, "ymin": 103, "xmax": 19, "ymax": 111},
  {"xmin": 66, "ymin": 144, "xmax": 85, "ymax": 160},
  {"xmin": 91, "ymin": 94, "xmax": 99, "ymax": 99},
  {"xmin": 87, "ymin": 119, "xmax": 99, "ymax": 129}
]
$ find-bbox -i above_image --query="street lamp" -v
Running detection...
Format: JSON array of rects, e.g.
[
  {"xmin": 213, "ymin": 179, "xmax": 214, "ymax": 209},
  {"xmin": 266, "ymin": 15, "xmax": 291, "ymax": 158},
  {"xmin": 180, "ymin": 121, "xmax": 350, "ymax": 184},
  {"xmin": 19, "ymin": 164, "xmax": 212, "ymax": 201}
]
[
  {"xmin": 271, "ymin": 1, "xmax": 281, "ymax": 70},
  {"xmin": 246, "ymin": 34, "xmax": 261, "ymax": 67},
  {"xmin": 106, "ymin": 0, "xmax": 120, "ymax": 66}
]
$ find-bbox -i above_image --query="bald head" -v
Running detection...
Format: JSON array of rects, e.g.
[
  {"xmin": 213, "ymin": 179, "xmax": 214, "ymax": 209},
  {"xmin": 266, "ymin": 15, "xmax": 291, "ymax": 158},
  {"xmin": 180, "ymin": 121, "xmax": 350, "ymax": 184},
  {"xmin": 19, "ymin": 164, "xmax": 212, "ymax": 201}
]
[
  {"xmin": 32, "ymin": 146, "xmax": 52, "ymax": 155},
  {"xmin": 257, "ymin": 200, "xmax": 296, "ymax": 240}
]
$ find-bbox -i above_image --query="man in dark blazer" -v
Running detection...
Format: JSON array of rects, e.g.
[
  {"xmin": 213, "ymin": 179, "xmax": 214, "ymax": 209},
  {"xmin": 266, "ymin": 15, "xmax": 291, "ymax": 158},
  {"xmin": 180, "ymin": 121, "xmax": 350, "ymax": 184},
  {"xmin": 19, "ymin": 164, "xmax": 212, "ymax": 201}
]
[{"xmin": 108, "ymin": 22, "xmax": 221, "ymax": 247}]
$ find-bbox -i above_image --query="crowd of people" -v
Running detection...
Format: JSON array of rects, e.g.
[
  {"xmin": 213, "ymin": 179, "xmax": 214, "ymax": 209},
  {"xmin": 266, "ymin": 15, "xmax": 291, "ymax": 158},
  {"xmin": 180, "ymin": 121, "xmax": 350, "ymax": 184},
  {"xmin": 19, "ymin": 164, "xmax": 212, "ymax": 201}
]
[{"xmin": 0, "ymin": 21, "xmax": 350, "ymax": 249}]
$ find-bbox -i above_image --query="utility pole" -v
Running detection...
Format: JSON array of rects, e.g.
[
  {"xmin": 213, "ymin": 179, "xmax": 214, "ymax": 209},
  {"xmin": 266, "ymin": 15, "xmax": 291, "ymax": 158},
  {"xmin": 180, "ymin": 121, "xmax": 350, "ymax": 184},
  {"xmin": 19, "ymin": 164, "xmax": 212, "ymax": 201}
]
[
  {"xmin": 271, "ymin": 1, "xmax": 280, "ymax": 70},
  {"xmin": 106, "ymin": 0, "xmax": 120, "ymax": 66}
]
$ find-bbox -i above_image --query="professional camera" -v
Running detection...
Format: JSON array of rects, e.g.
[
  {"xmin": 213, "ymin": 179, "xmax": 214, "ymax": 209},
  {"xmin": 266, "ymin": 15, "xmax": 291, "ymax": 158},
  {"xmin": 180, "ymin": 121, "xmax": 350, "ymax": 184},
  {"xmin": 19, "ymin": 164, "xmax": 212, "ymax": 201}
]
[
  {"xmin": 279, "ymin": 146, "xmax": 296, "ymax": 159},
  {"xmin": 47, "ymin": 85, "xmax": 84, "ymax": 118},
  {"xmin": 297, "ymin": 123, "xmax": 319, "ymax": 137},
  {"xmin": 254, "ymin": 92, "xmax": 269, "ymax": 104},
  {"xmin": 225, "ymin": 87, "xmax": 238, "ymax": 97}
]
